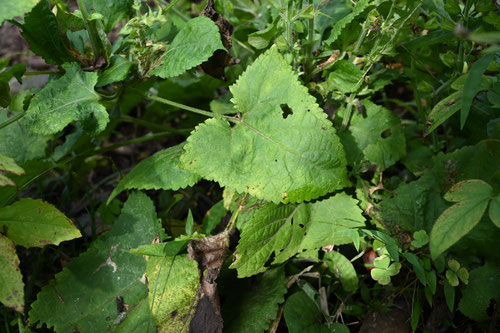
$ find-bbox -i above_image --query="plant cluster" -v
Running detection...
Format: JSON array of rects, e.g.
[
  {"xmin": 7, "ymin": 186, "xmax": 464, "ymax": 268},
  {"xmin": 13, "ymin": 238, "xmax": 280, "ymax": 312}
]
[{"xmin": 1, "ymin": 0, "xmax": 500, "ymax": 332}]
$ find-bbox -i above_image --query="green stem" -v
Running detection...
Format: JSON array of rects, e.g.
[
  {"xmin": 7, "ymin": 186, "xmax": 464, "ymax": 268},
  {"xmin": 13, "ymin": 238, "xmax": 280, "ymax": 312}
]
[
  {"xmin": 76, "ymin": 0, "xmax": 103, "ymax": 62},
  {"xmin": 0, "ymin": 111, "xmax": 25, "ymax": 130},
  {"xmin": 225, "ymin": 200, "xmax": 245, "ymax": 231},
  {"xmin": 144, "ymin": 93, "xmax": 217, "ymax": 118},
  {"xmin": 304, "ymin": 0, "xmax": 315, "ymax": 79},
  {"xmin": 340, "ymin": 95, "xmax": 356, "ymax": 131},
  {"xmin": 161, "ymin": 0, "xmax": 181, "ymax": 13}
]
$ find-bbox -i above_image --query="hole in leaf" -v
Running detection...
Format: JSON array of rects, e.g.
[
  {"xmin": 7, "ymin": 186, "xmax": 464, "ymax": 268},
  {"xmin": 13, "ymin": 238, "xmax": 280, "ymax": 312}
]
[
  {"xmin": 299, "ymin": 224, "xmax": 305, "ymax": 228},
  {"xmin": 280, "ymin": 104, "xmax": 293, "ymax": 119},
  {"xmin": 381, "ymin": 128, "xmax": 392, "ymax": 138}
]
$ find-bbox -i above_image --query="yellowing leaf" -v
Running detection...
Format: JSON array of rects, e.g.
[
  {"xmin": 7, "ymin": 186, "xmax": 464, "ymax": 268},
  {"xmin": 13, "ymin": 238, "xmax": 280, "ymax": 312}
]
[{"xmin": 0, "ymin": 235, "xmax": 24, "ymax": 313}]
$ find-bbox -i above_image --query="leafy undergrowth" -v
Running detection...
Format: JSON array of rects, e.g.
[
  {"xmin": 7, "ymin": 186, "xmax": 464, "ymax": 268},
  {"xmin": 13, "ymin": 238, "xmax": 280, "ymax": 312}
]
[{"xmin": 1, "ymin": 0, "xmax": 500, "ymax": 332}]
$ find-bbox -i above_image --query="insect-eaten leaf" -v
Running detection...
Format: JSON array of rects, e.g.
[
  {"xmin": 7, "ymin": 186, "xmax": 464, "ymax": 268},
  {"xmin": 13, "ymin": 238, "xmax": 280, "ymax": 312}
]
[
  {"xmin": 180, "ymin": 46, "xmax": 349, "ymax": 204},
  {"xmin": 0, "ymin": 235, "xmax": 24, "ymax": 313}
]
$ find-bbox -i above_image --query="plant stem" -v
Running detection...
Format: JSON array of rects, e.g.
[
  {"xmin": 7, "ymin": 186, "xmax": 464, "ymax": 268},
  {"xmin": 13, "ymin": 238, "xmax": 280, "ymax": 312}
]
[
  {"xmin": 225, "ymin": 200, "xmax": 245, "ymax": 231},
  {"xmin": 0, "ymin": 111, "xmax": 25, "ymax": 130},
  {"xmin": 76, "ymin": 0, "xmax": 103, "ymax": 63},
  {"xmin": 144, "ymin": 93, "xmax": 217, "ymax": 118},
  {"xmin": 304, "ymin": 0, "xmax": 315, "ymax": 77}
]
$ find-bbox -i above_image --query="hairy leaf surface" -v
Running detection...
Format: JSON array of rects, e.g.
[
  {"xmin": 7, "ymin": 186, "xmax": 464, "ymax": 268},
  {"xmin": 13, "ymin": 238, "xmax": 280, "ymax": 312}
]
[
  {"xmin": 151, "ymin": 17, "xmax": 225, "ymax": 78},
  {"xmin": 224, "ymin": 266, "xmax": 287, "ymax": 333},
  {"xmin": 108, "ymin": 144, "xmax": 200, "ymax": 203},
  {"xmin": 29, "ymin": 192, "xmax": 161, "ymax": 332},
  {"xmin": 181, "ymin": 47, "xmax": 348, "ymax": 203},
  {"xmin": 0, "ymin": 199, "xmax": 81, "ymax": 247},
  {"xmin": 25, "ymin": 63, "xmax": 108, "ymax": 135},
  {"xmin": 20, "ymin": 0, "xmax": 73, "ymax": 65},
  {"xmin": 146, "ymin": 255, "xmax": 199, "ymax": 333},
  {"xmin": 0, "ymin": 235, "xmax": 24, "ymax": 313}
]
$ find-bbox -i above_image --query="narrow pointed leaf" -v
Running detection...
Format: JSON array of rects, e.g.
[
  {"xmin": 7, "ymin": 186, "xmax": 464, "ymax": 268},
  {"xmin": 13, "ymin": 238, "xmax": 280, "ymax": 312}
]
[
  {"xmin": 25, "ymin": 63, "xmax": 108, "ymax": 136},
  {"xmin": 0, "ymin": 235, "xmax": 24, "ymax": 313},
  {"xmin": 181, "ymin": 47, "xmax": 348, "ymax": 203},
  {"xmin": 0, "ymin": 199, "xmax": 81, "ymax": 247},
  {"xmin": 151, "ymin": 16, "xmax": 225, "ymax": 78}
]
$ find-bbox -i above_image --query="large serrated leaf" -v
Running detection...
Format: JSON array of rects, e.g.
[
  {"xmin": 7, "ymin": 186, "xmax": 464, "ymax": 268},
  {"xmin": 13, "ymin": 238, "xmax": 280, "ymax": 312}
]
[
  {"xmin": 146, "ymin": 254, "xmax": 199, "ymax": 333},
  {"xmin": 180, "ymin": 47, "xmax": 348, "ymax": 204},
  {"xmin": 20, "ymin": 0, "xmax": 73, "ymax": 65},
  {"xmin": 29, "ymin": 192, "xmax": 162, "ymax": 333},
  {"xmin": 430, "ymin": 180, "xmax": 493, "ymax": 259},
  {"xmin": 0, "ymin": 235, "xmax": 24, "ymax": 313},
  {"xmin": 108, "ymin": 144, "xmax": 200, "ymax": 203},
  {"xmin": 224, "ymin": 266, "xmax": 287, "ymax": 333},
  {"xmin": 0, "ymin": 199, "xmax": 81, "ymax": 247},
  {"xmin": 25, "ymin": 63, "xmax": 108, "ymax": 136},
  {"xmin": 340, "ymin": 99, "xmax": 406, "ymax": 169},
  {"xmin": 151, "ymin": 16, "xmax": 225, "ymax": 78},
  {"xmin": 231, "ymin": 193, "xmax": 364, "ymax": 277},
  {"xmin": 0, "ymin": 0, "xmax": 38, "ymax": 25}
]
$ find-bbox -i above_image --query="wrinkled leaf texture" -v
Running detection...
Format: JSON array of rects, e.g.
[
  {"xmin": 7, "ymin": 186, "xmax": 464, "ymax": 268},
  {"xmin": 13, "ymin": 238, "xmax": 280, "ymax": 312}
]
[{"xmin": 181, "ymin": 46, "xmax": 349, "ymax": 204}]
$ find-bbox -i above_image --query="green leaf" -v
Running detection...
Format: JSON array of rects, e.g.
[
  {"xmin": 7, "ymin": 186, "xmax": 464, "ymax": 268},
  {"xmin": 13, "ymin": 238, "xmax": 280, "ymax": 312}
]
[
  {"xmin": 0, "ymin": 64, "xmax": 25, "ymax": 107},
  {"xmin": 96, "ymin": 55, "xmax": 132, "ymax": 87},
  {"xmin": 25, "ymin": 63, "xmax": 108, "ymax": 136},
  {"xmin": 230, "ymin": 203, "xmax": 303, "ymax": 277},
  {"xmin": 108, "ymin": 144, "xmax": 200, "ymax": 203},
  {"xmin": 457, "ymin": 267, "xmax": 469, "ymax": 285},
  {"xmin": 0, "ymin": 0, "xmax": 38, "ymax": 25},
  {"xmin": 82, "ymin": 0, "xmax": 131, "ymax": 33},
  {"xmin": 0, "ymin": 235, "xmax": 24, "ymax": 313},
  {"xmin": 202, "ymin": 200, "xmax": 227, "ymax": 235},
  {"xmin": 410, "ymin": 293, "xmax": 421, "ymax": 332},
  {"xmin": 0, "ymin": 199, "xmax": 81, "ymax": 247},
  {"xmin": 185, "ymin": 209, "xmax": 194, "ymax": 236},
  {"xmin": 0, "ymin": 111, "xmax": 49, "ymax": 165},
  {"xmin": 131, "ymin": 239, "xmax": 190, "ymax": 257},
  {"xmin": 411, "ymin": 230, "xmax": 429, "ymax": 248},
  {"xmin": 298, "ymin": 193, "xmax": 365, "ymax": 251},
  {"xmin": 447, "ymin": 259, "xmax": 460, "ymax": 272},
  {"xmin": 181, "ymin": 47, "xmax": 349, "ymax": 204},
  {"xmin": 29, "ymin": 192, "xmax": 162, "ymax": 332},
  {"xmin": 248, "ymin": 19, "xmax": 280, "ymax": 50},
  {"xmin": 151, "ymin": 16, "xmax": 225, "ymax": 78},
  {"xmin": 0, "ymin": 153, "xmax": 25, "ymax": 186},
  {"xmin": 461, "ymin": 53, "xmax": 495, "ymax": 128},
  {"xmin": 20, "ymin": 0, "xmax": 73, "ymax": 65},
  {"xmin": 489, "ymin": 195, "xmax": 500, "ymax": 228},
  {"xmin": 443, "ymin": 279, "xmax": 455, "ymax": 312},
  {"xmin": 324, "ymin": 0, "xmax": 370, "ymax": 45},
  {"xmin": 403, "ymin": 252, "xmax": 427, "ymax": 286},
  {"xmin": 340, "ymin": 99, "xmax": 406, "ymax": 169},
  {"xmin": 146, "ymin": 255, "xmax": 199, "ymax": 333},
  {"xmin": 325, "ymin": 60, "xmax": 364, "ymax": 93},
  {"xmin": 284, "ymin": 291, "xmax": 346, "ymax": 333},
  {"xmin": 371, "ymin": 256, "xmax": 401, "ymax": 285},
  {"xmin": 224, "ymin": 266, "xmax": 287, "ymax": 333},
  {"xmin": 426, "ymin": 91, "xmax": 461, "ymax": 134},
  {"xmin": 231, "ymin": 193, "xmax": 364, "ymax": 277},
  {"xmin": 458, "ymin": 261, "xmax": 500, "ymax": 321},
  {"xmin": 446, "ymin": 270, "xmax": 459, "ymax": 287},
  {"xmin": 323, "ymin": 251, "xmax": 358, "ymax": 292},
  {"xmin": 430, "ymin": 180, "xmax": 493, "ymax": 259}
]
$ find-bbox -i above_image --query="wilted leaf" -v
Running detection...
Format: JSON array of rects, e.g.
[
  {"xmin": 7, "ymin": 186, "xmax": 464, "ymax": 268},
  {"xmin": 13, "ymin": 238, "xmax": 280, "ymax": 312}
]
[
  {"xmin": 181, "ymin": 47, "xmax": 349, "ymax": 204},
  {"xmin": 0, "ymin": 235, "xmax": 24, "ymax": 313},
  {"xmin": 29, "ymin": 192, "xmax": 162, "ymax": 333},
  {"xmin": 0, "ymin": 199, "xmax": 81, "ymax": 247},
  {"xmin": 108, "ymin": 144, "xmax": 200, "ymax": 203},
  {"xmin": 25, "ymin": 63, "xmax": 108, "ymax": 136}
]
